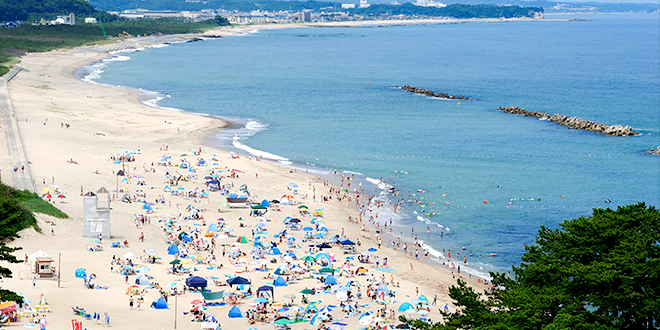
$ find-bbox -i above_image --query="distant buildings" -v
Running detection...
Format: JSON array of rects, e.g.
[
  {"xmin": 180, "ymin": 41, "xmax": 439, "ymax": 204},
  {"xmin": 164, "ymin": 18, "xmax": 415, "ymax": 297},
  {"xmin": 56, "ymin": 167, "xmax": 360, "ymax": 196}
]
[
  {"xmin": 359, "ymin": 0, "xmax": 371, "ymax": 8},
  {"xmin": 54, "ymin": 13, "xmax": 76, "ymax": 25}
]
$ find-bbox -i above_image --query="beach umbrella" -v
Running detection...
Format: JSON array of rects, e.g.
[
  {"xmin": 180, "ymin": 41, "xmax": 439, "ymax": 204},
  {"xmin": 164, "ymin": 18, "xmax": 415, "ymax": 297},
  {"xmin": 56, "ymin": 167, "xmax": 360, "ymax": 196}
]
[
  {"xmin": 316, "ymin": 243, "xmax": 332, "ymax": 249},
  {"xmin": 302, "ymin": 255, "xmax": 316, "ymax": 262},
  {"xmin": 145, "ymin": 249, "xmax": 158, "ymax": 255},
  {"xmin": 359, "ymin": 312, "xmax": 373, "ymax": 325},
  {"xmin": 368, "ymin": 247, "xmax": 378, "ymax": 252},
  {"xmin": 318, "ymin": 267, "xmax": 334, "ymax": 273},
  {"xmin": 298, "ymin": 205, "xmax": 308, "ymax": 209},
  {"xmin": 274, "ymin": 318, "xmax": 292, "ymax": 325},
  {"xmin": 300, "ymin": 289, "xmax": 314, "ymax": 295},
  {"xmin": 254, "ymin": 297, "xmax": 269, "ymax": 303},
  {"xmin": 255, "ymin": 223, "xmax": 266, "ymax": 228},
  {"xmin": 166, "ymin": 282, "xmax": 178, "ymax": 288},
  {"xmin": 283, "ymin": 293, "xmax": 295, "ymax": 300},
  {"xmin": 170, "ymin": 259, "xmax": 181, "ymax": 265},
  {"xmin": 123, "ymin": 252, "xmax": 135, "ymax": 260},
  {"xmin": 190, "ymin": 299, "xmax": 203, "ymax": 305},
  {"xmin": 303, "ymin": 227, "xmax": 314, "ymax": 231},
  {"xmin": 310, "ymin": 314, "xmax": 327, "ymax": 325}
]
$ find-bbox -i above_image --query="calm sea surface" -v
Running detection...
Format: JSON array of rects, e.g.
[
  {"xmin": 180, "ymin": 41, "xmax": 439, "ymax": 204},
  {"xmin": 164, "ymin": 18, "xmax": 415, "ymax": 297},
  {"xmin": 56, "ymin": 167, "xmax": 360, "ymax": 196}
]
[{"xmin": 92, "ymin": 13, "xmax": 660, "ymax": 277}]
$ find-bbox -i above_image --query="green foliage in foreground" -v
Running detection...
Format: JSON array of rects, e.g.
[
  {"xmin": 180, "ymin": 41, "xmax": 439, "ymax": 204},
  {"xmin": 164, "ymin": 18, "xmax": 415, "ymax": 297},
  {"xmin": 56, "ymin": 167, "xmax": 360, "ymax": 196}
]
[
  {"xmin": 13, "ymin": 189, "xmax": 68, "ymax": 219},
  {"xmin": 0, "ymin": 16, "xmax": 230, "ymax": 76},
  {"xmin": 0, "ymin": 183, "xmax": 41, "ymax": 239},
  {"xmin": 0, "ymin": 181, "xmax": 52, "ymax": 304},
  {"xmin": 0, "ymin": 244, "xmax": 23, "ymax": 304},
  {"xmin": 402, "ymin": 202, "xmax": 660, "ymax": 330}
]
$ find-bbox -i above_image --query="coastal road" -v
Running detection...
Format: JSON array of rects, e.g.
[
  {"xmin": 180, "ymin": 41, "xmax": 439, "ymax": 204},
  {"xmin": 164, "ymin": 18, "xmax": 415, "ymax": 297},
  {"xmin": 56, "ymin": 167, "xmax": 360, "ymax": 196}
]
[{"xmin": 0, "ymin": 68, "xmax": 36, "ymax": 192}]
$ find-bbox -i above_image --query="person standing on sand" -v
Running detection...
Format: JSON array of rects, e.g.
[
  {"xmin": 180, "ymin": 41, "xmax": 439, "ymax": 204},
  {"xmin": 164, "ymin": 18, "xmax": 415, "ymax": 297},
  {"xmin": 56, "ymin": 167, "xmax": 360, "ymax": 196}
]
[{"xmin": 432, "ymin": 293, "xmax": 437, "ymax": 306}]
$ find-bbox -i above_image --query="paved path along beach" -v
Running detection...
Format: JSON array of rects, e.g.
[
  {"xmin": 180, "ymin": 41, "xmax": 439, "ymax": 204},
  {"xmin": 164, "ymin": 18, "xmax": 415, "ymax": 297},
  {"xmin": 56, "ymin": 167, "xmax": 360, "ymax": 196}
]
[{"xmin": 0, "ymin": 67, "xmax": 35, "ymax": 192}]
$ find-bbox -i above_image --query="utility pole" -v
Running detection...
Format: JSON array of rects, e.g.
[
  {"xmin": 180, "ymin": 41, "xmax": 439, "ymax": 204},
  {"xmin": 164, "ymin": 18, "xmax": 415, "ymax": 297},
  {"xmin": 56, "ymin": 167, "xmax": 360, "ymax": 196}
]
[
  {"xmin": 57, "ymin": 253, "xmax": 61, "ymax": 288},
  {"xmin": 174, "ymin": 294, "xmax": 178, "ymax": 329}
]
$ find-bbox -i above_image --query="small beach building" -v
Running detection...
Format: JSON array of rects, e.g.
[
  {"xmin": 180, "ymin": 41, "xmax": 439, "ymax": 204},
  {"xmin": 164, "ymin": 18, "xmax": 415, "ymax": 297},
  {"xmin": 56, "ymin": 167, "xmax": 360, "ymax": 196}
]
[
  {"xmin": 82, "ymin": 187, "xmax": 111, "ymax": 238},
  {"xmin": 29, "ymin": 250, "xmax": 54, "ymax": 277}
]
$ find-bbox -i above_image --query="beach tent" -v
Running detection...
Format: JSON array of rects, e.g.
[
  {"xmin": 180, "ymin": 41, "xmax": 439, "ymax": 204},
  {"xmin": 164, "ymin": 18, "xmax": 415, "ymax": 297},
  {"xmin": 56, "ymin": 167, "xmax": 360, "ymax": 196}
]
[
  {"xmin": 168, "ymin": 244, "xmax": 180, "ymax": 255},
  {"xmin": 151, "ymin": 297, "xmax": 168, "ymax": 309},
  {"xmin": 227, "ymin": 276, "xmax": 250, "ymax": 287},
  {"xmin": 260, "ymin": 199, "xmax": 270, "ymax": 207},
  {"xmin": 274, "ymin": 276, "xmax": 287, "ymax": 287},
  {"xmin": 325, "ymin": 275, "xmax": 338, "ymax": 285},
  {"xmin": 340, "ymin": 239, "xmax": 356, "ymax": 246},
  {"xmin": 356, "ymin": 267, "xmax": 369, "ymax": 275},
  {"xmin": 228, "ymin": 306, "xmax": 243, "ymax": 318},
  {"xmin": 75, "ymin": 268, "xmax": 86, "ymax": 278},
  {"xmin": 268, "ymin": 247, "xmax": 282, "ymax": 255},
  {"xmin": 136, "ymin": 275, "xmax": 151, "ymax": 286},
  {"xmin": 398, "ymin": 302, "xmax": 414, "ymax": 312},
  {"xmin": 201, "ymin": 291, "xmax": 225, "ymax": 301},
  {"xmin": 236, "ymin": 236, "xmax": 249, "ymax": 244},
  {"xmin": 257, "ymin": 285, "xmax": 273, "ymax": 300},
  {"xmin": 274, "ymin": 265, "xmax": 289, "ymax": 275},
  {"xmin": 304, "ymin": 303, "xmax": 319, "ymax": 313},
  {"xmin": 186, "ymin": 276, "xmax": 208, "ymax": 289}
]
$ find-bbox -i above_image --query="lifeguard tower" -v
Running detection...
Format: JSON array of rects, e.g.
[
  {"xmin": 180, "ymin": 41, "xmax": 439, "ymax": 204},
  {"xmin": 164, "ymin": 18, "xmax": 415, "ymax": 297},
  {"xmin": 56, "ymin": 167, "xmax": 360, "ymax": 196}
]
[{"xmin": 82, "ymin": 186, "xmax": 111, "ymax": 238}]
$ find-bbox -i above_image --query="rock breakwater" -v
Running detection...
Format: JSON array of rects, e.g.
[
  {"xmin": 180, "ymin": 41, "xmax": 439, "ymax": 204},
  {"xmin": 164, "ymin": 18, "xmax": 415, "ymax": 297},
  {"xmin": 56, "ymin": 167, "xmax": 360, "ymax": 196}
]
[
  {"xmin": 497, "ymin": 106, "xmax": 639, "ymax": 136},
  {"xmin": 397, "ymin": 85, "xmax": 473, "ymax": 100}
]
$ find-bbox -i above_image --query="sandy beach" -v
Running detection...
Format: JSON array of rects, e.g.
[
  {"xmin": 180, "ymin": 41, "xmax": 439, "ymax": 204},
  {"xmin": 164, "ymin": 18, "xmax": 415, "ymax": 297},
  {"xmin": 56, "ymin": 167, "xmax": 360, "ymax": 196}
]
[{"xmin": 0, "ymin": 21, "xmax": 486, "ymax": 330}]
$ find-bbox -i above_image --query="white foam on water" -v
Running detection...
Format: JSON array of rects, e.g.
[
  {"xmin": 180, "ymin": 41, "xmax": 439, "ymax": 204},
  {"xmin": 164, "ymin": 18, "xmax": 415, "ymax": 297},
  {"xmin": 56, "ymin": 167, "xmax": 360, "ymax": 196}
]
[
  {"xmin": 415, "ymin": 215, "xmax": 447, "ymax": 230},
  {"xmin": 81, "ymin": 54, "xmax": 132, "ymax": 83}
]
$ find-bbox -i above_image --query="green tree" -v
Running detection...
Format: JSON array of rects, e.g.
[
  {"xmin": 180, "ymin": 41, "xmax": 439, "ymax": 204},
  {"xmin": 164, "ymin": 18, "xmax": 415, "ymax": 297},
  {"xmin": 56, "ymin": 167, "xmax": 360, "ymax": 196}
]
[{"xmin": 402, "ymin": 203, "xmax": 660, "ymax": 330}]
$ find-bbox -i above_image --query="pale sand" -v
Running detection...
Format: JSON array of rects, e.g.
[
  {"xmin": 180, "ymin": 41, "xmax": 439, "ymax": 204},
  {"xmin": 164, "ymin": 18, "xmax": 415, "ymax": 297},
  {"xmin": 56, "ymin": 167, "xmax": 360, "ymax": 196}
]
[{"xmin": 0, "ymin": 22, "xmax": 485, "ymax": 330}]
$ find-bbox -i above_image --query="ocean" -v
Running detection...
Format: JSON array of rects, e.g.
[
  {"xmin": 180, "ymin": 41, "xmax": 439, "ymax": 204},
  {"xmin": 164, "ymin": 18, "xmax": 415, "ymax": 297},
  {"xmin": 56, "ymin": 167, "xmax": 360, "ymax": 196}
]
[{"xmin": 88, "ymin": 13, "xmax": 660, "ymax": 278}]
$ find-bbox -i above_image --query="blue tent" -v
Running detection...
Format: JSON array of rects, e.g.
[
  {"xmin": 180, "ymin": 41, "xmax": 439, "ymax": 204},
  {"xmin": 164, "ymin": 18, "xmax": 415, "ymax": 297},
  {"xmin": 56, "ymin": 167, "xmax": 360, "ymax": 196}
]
[
  {"xmin": 136, "ymin": 275, "xmax": 151, "ymax": 286},
  {"xmin": 228, "ymin": 306, "xmax": 243, "ymax": 318},
  {"xmin": 261, "ymin": 199, "xmax": 270, "ymax": 207},
  {"xmin": 151, "ymin": 297, "xmax": 168, "ymax": 309},
  {"xmin": 398, "ymin": 302, "xmax": 414, "ymax": 312},
  {"xmin": 208, "ymin": 224, "xmax": 219, "ymax": 232},
  {"xmin": 274, "ymin": 266, "xmax": 288, "ymax": 275},
  {"xmin": 227, "ymin": 276, "xmax": 251, "ymax": 287},
  {"xmin": 185, "ymin": 276, "xmax": 207, "ymax": 288},
  {"xmin": 274, "ymin": 276, "xmax": 287, "ymax": 287},
  {"xmin": 268, "ymin": 248, "xmax": 282, "ymax": 255},
  {"xmin": 325, "ymin": 275, "xmax": 337, "ymax": 285},
  {"xmin": 167, "ymin": 244, "xmax": 179, "ymax": 255},
  {"xmin": 340, "ymin": 239, "xmax": 356, "ymax": 246},
  {"xmin": 75, "ymin": 268, "xmax": 86, "ymax": 278}
]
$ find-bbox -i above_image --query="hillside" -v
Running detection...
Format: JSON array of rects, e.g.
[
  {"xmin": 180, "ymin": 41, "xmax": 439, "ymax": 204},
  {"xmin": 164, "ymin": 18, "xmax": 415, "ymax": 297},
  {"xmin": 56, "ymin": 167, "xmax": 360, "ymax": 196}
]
[{"xmin": 0, "ymin": 0, "xmax": 97, "ymax": 22}]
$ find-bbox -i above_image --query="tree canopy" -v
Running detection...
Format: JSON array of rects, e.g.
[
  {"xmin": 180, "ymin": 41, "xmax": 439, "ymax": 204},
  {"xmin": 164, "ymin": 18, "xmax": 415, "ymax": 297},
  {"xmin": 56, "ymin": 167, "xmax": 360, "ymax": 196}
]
[
  {"xmin": 0, "ymin": 0, "xmax": 97, "ymax": 22},
  {"xmin": 403, "ymin": 202, "xmax": 660, "ymax": 330}
]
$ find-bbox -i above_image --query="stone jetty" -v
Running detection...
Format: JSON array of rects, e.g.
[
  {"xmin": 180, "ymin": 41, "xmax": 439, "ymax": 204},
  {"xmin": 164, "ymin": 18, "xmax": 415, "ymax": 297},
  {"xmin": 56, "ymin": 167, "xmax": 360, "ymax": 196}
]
[
  {"xmin": 497, "ymin": 106, "xmax": 639, "ymax": 136},
  {"xmin": 397, "ymin": 85, "xmax": 473, "ymax": 100}
]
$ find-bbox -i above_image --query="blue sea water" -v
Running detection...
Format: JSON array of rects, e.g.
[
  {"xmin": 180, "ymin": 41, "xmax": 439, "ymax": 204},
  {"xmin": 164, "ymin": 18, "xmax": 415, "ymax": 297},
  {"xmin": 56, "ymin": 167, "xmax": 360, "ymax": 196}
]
[{"xmin": 92, "ymin": 14, "xmax": 660, "ymax": 277}]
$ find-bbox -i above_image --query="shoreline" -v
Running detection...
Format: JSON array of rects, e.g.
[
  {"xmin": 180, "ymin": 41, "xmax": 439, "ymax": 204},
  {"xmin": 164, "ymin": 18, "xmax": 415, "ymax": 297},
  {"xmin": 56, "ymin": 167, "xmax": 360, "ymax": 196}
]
[
  {"xmin": 0, "ymin": 22, "xmax": 490, "ymax": 330},
  {"xmin": 75, "ymin": 48, "xmax": 495, "ymax": 281}
]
